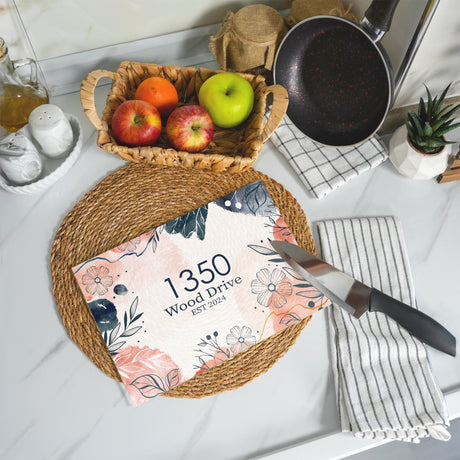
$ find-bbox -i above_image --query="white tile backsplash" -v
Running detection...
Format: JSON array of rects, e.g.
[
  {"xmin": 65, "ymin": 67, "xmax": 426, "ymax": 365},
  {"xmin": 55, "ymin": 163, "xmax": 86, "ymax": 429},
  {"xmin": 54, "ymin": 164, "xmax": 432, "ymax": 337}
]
[
  {"xmin": 1, "ymin": 0, "xmax": 459, "ymax": 106},
  {"xmin": 0, "ymin": 0, "xmax": 35, "ymax": 58},
  {"xmin": 2, "ymin": 0, "xmax": 286, "ymax": 59}
]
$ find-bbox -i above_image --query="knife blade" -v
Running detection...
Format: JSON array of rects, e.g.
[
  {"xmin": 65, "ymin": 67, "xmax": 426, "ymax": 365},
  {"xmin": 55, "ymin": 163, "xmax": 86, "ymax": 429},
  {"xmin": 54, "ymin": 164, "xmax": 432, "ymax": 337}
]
[{"xmin": 270, "ymin": 240, "xmax": 456, "ymax": 357}]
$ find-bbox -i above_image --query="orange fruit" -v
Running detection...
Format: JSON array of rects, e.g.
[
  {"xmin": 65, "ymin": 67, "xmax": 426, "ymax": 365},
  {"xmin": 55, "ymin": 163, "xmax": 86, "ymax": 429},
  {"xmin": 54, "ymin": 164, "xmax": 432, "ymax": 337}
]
[{"xmin": 134, "ymin": 76, "xmax": 179, "ymax": 117}]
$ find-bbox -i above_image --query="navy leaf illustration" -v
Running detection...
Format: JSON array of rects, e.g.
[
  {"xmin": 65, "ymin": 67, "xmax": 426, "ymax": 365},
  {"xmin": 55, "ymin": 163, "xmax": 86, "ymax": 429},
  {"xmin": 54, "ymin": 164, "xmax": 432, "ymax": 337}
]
[
  {"xmin": 109, "ymin": 323, "xmax": 121, "ymax": 345},
  {"xmin": 131, "ymin": 374, "xmax": 165, "ymax": 398},
  {"xmin": 131, "ymin": 313, "xmax": 143, "ymax": 323},
  {"xmin": 248, "ymin": 244, "xmax": 278, "ymax": 256},
  {"xmin": 166, "ymin": 369, "xmax": 180, "ymax": 389},
  {"xmin": 108, "ymin": 341, "xmax": 126, "ymax": 352},
  {"xmin": 280, "ymin": 312, "xmax": 301, "ymax": 326},
  {"xmin": 120, "ymin": 326, "xmax": 142, "ymax": 337},
  {"xmin": 150, "ymin": 227, "xmax": 162, "ymax": 253},
  {"xmin": 164, "ymin": 205, "xmax": 208, "ymax": 240},
  {"xmin": 129, "ymin": 296, "xmax": 138, "ymax": 318},
  {"xmin": 214, "ymin": 181, "xmax": 276, "ymax": 217},
  {"xmin": 245, "ymin": 181, "xmax": 269, "ymax": 215},
  {"xmin": 282, "ymin": 266, "xmax": 308, "ymax": 281},
  {"xmin": 106, "ymin": 296, "xmax": 143, "ymax": 355},
  {"xmin": 296, "ymin": 290, "xmax": 325, "ymax": 299}
]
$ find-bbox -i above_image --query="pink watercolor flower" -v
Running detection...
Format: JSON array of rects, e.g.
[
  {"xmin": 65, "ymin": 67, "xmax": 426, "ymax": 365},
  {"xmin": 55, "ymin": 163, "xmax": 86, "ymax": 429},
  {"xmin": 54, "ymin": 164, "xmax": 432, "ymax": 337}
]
[
  {"xmin": 114, "ymin": 237, "xmax": 142, "ymax": 253},
  {"xmin": 113, "ymin": 346, "xmax": 182, "ymax": 406},
  {"xmin": 251, "ymin": 268, "xmax": 293, "ymax": 308},
  {"xmin": 81, "ymin": 265, "xmax": 113, "ymax": 296},
  {"xmin": 194, "ymin": 348, "xmax": 231, "ymax": 376},
  {"xmin": 272, "ymin": 216, "xmax": 297, "ymax": 244}
]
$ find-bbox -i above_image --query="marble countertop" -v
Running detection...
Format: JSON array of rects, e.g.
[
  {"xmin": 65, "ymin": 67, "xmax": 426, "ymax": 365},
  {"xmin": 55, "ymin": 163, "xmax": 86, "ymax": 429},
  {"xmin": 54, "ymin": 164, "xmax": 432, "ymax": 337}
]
[
  {"xmin": 1, "ymin": 13, "xmax": 460, "ymax": 456},
  {"xmin": 1, "ymin": 83, "xmax": 460, "ymax": 460}
]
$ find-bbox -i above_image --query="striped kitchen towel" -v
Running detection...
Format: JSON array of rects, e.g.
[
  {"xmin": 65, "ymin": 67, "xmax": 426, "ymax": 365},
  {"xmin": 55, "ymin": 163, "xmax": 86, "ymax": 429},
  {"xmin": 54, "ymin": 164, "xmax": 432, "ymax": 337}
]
[
  {"xmin": 316, "ymin": 216, "xmax": 450, "ymax": 442},
  {"xmin": 269, "ymin": 116, "xmax": 388, "ymax": 199}
]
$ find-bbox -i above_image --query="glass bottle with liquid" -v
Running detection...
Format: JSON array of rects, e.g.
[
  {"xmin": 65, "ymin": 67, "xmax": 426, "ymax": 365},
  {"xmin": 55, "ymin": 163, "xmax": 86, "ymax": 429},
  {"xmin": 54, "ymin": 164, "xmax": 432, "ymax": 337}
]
[{"xmin": 0, "ymin": 37, "xmax": 49, "ymax": 132}]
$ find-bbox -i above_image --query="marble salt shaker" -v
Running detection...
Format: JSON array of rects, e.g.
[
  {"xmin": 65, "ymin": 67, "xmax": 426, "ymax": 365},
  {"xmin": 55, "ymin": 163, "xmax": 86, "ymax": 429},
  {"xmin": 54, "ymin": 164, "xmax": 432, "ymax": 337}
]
[
  {"xmin": 0, "ymin": 127, "xmax": 43, "ymax": 184},
  {"xmin": 28, "ymin": 104, "xmax": 74, "ymax": 158}
]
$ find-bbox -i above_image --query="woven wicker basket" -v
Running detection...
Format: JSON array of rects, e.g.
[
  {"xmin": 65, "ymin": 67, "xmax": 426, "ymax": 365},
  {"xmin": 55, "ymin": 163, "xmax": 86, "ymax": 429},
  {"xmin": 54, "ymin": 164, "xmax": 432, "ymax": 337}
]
[{"xmin": 80, "ymin": 61, "xmax": 288, "ymax": 172}]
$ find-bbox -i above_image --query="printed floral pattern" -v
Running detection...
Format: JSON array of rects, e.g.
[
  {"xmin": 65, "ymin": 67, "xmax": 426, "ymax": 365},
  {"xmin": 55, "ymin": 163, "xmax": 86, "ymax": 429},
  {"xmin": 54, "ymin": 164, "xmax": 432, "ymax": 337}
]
[
  {"xmin": 194, "ymin": 331, "xmax": 231, "ymax": 375},
  {"xmin": 272, "ymin": 216, "xmax": 296, "ymax": 244},
  {"xmin": 71, "ymin": 180, "xmax": 329, "ymax": 407},
  {"xmin": 102, "ymin": 296, "xmax": 144, "ymax": 355},
  {"xmin": 88, "ymin": 298, "xmax": 118, "ymax": 332},
  {"xmin": 113, "ymin": 346, "xmax": 183, "ymax": 406},
  {"xmin": 115, "ymin": 237, "xmax": 142, "ymax": 253},
  {"xmin": 164, "ymin": 206, "xmax": 208, "ymax": 240},
  {"xmin": 247, "ymin": 240, "xmax": 331, "ymax": 315},
  {"xmin": 215, "ymin": 180, "xmax": 277, "ymax": 216},
  {"xmin": 81, "ymin": 265, "xmax": 113, "ymax": 295},
  {"xmin": 194, "ymin": 348, "xmax": 231, "ymax": 376},
  {"xmin": 194, "ymin": 325, "xmax": 256, "ymax": 374},
  {"xmin": 226, "ymin": 325, "xmax": 256, "ymax": 354},
  {"xmin": 250, "ymin": 268, "xmax": 293, "ymax": 308}
]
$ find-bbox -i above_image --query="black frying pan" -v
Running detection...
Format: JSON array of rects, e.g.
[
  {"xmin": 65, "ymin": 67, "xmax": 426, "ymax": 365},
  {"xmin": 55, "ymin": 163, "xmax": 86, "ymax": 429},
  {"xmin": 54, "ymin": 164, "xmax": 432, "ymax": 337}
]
[{"xmin": 274, "ymin": 0, "xmax": 400, "ymax": 146}]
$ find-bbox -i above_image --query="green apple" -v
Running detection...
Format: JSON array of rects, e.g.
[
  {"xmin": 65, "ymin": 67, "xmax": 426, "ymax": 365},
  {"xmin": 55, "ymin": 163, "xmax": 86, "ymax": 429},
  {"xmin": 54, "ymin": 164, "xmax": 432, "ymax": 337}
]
[{"xmin": 198, "ymin": 72, "xmax": 254, "ymax": 128}]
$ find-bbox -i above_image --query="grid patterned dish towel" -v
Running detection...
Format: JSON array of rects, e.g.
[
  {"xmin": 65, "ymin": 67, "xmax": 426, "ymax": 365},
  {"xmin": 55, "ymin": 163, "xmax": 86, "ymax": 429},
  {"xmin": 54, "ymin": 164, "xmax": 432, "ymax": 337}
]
[
  {"xmin": 270, "ymin": 116, "xmax": 388, "ymax": 199},
  {"xmin": 316, "ymin": 216, "xmax": 450, "ymax": 442}
]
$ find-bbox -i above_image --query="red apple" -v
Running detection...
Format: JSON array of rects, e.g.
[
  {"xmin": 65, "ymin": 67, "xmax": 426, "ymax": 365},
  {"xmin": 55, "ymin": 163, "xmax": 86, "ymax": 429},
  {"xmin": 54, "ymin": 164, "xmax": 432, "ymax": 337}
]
[
  {"xmin": 111, "ymin": 100, "xmax": 161, "ymax": 146},
  {"xmin": 166, "ymin": 105, "xmax": 214, "ymax": 153}
]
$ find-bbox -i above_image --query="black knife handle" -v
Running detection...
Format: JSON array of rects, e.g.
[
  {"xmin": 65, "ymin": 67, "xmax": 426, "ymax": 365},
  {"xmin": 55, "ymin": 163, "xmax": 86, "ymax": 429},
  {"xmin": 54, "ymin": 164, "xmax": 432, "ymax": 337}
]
[{"xmin": 369, "ymin": 288, "xmax": 456, "ymax": 357}]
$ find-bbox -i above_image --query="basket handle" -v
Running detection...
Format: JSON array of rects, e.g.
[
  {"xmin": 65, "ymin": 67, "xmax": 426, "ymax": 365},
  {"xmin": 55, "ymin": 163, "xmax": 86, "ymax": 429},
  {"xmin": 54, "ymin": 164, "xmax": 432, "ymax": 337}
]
[
  {"xmin": 261, "ymin": 84, "xmax": 289, "ymax": 143},
  {"xmin": 80, "ymin": 69, "xmax": 116, "ymax": 130}
]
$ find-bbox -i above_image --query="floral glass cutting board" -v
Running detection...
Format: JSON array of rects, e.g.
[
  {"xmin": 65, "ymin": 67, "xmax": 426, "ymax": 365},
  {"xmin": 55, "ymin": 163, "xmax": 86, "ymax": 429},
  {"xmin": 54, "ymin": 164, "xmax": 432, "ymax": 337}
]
[{"xmin": 72, "ymin": 180, "xmax": 328, "ymax": 406}]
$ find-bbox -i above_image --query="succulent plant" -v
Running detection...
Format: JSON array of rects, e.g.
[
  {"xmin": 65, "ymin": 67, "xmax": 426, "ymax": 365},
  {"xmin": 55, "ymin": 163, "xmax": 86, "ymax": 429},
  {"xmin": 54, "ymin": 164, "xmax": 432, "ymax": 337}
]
[{"xmin": 406, "ymin": 83, "xmax": 460, "ymax": 154}]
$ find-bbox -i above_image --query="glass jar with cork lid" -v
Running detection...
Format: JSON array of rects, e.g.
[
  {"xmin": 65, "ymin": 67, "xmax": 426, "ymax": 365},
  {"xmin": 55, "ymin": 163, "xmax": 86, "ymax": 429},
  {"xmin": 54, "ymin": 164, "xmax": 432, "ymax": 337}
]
[{"xmin": 0, "ymin": 37, "xmax": 49, "ymax": 133}]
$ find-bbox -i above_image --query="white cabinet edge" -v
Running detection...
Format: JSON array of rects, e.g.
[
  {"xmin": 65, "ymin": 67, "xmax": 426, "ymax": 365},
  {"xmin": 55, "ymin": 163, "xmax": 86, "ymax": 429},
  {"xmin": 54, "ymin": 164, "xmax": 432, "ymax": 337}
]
[{"xmin": 252, "ymin": 389, "xmax": 460, "ymax": 460}]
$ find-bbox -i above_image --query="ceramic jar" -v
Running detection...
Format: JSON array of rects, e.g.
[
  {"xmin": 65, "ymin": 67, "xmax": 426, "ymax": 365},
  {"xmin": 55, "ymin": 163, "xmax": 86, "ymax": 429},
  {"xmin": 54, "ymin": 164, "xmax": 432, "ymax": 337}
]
[
  {"xmin": 0, "ymin": 128, "xmax": 42, "ymax": 184},
  {"xmin": 389, "ymin": 124, "xmax": 451, "ymax": 180},
  {"xmin": 28, "ymin": 104, "xmax": 74, "ymax": 158}
]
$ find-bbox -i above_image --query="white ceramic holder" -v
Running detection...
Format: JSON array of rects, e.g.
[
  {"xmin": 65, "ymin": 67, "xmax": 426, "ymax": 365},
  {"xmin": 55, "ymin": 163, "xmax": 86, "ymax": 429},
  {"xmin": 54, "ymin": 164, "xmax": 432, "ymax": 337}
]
[
  {"xmin": 0, "ymin": 114, "xmax": 82, "ymax": 194},
  {"xmin": 0, "ymin": 128, "xmax": 43, "ymax": 185},
  {"xmin": 28, "ymin": 104, "xmax": 74, "ymax": 158}
]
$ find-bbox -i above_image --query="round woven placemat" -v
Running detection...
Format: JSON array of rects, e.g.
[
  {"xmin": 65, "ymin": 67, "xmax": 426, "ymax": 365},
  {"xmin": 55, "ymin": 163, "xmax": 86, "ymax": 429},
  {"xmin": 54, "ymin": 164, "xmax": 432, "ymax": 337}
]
[{"xmin": 50, "ymin": 163, "xmax": 316, "ymax": 398}]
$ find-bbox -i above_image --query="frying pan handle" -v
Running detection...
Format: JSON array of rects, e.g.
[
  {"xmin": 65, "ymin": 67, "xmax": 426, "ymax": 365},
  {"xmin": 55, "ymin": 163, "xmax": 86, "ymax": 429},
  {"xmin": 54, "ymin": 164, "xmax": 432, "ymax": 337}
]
[
  {"xmin": 364, "ymin": 0, "xmax": 400, "ymax": 36},
  {"xmin": 262, "ymin": 85, "xmax": 289, "ymax": 143}
]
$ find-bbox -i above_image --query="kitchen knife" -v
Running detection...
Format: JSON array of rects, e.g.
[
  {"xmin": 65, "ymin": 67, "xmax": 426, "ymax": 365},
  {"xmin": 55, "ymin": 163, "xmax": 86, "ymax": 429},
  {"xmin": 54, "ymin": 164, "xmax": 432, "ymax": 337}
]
[{"xmin": 270, "ymin": 240, "xmax": 456, "ymax": 357}]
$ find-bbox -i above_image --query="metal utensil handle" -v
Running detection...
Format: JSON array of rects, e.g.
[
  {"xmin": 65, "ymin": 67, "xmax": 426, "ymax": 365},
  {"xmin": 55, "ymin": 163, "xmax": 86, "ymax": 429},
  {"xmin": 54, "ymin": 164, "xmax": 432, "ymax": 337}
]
[{"xmin": 364, "ymin": 0, "xmax": 400, "ymax": 34}]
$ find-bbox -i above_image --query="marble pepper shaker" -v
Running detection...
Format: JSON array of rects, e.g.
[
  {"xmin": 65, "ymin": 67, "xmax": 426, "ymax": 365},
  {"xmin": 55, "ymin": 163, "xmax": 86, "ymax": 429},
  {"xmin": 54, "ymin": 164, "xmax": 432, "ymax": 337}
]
[
  {"xmin": 0, "ymin": 128, "xmax": 42, "ymax": 184},
  {"xmin": 28, "ymin": 104, "xmax": 74, "ymax": 158}
]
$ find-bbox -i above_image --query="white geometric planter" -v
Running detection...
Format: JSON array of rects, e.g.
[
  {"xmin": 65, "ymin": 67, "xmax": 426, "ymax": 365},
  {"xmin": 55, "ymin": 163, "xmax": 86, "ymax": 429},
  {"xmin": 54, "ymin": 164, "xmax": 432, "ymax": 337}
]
[{"xmin": 389, "ymin": 124, "xmax": 451, "ymax": 180}]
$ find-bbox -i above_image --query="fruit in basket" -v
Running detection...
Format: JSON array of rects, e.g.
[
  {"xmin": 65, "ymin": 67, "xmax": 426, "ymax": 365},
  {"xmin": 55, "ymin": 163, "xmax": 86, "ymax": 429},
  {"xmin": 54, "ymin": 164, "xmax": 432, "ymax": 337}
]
[
  {"xmin": 198, "ymin": 72, "xmax": 254, "ymax": 128},
  {"xmin": 166, "ymin": 105, "xmax": 214, "ymax": 152},
  {"xmin": 134, "ymin": 76, "xmax": 179, "ymax": 117},
  {"xmin": 111, "ymin": 100, "xmax": 161, "ymax": 146}
]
